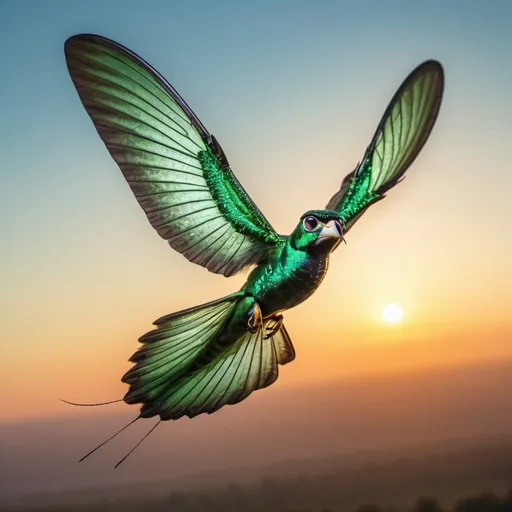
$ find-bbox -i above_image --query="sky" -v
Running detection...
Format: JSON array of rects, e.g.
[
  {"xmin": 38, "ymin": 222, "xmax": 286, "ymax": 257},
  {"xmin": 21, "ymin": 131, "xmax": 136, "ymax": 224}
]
[{"xmin": 1, "ymin": 0, "xmax": 511, "ymax": 425}]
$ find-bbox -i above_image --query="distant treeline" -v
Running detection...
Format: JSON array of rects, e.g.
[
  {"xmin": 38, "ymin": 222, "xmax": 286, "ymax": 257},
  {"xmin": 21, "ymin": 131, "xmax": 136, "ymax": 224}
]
[
  {"xmin": 3, "ymin": 440, "xmax": 512, "ymax": 511},
  {"xmin": 5, "ymin": 487, "xmax": 512, "ymax": 512},
  {"xmin": 156, "ymin": 442, "xmax": 512, "ymax": 512},
  {"xmin": 289, "ymin": 489, "xmax": 512, "ymax": 512}
]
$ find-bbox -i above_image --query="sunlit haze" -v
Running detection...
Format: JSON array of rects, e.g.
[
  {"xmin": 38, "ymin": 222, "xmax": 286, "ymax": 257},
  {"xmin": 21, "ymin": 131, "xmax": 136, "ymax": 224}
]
[{"xmin": 382, "ymin": 303, "xmax": 405, "ymax": 324}]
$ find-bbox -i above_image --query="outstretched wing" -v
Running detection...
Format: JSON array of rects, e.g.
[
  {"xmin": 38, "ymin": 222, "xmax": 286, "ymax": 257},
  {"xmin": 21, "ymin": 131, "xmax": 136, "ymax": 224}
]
[
  {"xmin": 65, "ymin": 34, "xmax": 281, "ymax": 277},
  {"xmin": 327, "ymin": 60, "xmax": 444, "ymax": 233}
]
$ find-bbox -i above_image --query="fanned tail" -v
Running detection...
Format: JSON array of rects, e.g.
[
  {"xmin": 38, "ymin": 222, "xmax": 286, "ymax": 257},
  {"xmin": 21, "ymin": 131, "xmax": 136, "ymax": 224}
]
[
  {"xmin": 122, "ymin": 293, "xmax": 244, "ymax": 411},
  {"xmin": 124, "ymin": 292, "xmax": 295, "ymax": 420},
  {"xmin": 72, "ymin": 293, "xmax": 296, "ymax": 466},
  {"xmin": 134, "ymin": 312, "xmax": 296, "ymax": 421}
]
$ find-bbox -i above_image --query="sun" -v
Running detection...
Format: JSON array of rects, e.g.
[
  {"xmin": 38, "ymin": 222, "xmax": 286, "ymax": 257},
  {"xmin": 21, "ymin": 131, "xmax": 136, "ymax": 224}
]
[{"xmin": 381, "ymin": 303, "xmax": 404, "ymax": 324}]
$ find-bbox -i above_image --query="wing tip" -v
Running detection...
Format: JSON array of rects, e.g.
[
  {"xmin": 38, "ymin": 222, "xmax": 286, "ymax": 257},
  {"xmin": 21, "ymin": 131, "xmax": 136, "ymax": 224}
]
[
  {"xmin": 410, "ymin": 59, "xmax": 444, "ymax": 83},
  {"xmin": 64, "ymin": 33, "xmax": 97, "ymax": 55},
  {"xmin": 65, "ymin": 33, "xmax": 108, "ymax": 48},
  {"xmin": 409, "ymin": 60, "xmax": 445, "ymax": 103},
  {"xmin": 418, "ymin": 59, "xmax": 444, "ymax": 72}
]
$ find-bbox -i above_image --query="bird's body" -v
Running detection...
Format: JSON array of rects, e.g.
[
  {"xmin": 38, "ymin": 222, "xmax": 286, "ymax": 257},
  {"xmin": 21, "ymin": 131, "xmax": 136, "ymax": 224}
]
[
  {"xmin": 63, "ymin": 33, "xmax": 444, "ymax": 466},
  {"xmin": 243, "ymin": 238, "xmax": 329, "ymax": 318}
]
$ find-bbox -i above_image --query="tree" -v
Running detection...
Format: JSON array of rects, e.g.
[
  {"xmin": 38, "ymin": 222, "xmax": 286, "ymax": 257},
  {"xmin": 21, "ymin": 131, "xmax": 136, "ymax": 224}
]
[
  {"xmin": 454, "ymin": 492, "xmax": 502, "ymax": 512},
  {"xmin": 356, "ymin": 504, "xmax": 385, "ymax": 512},
  {"xmin": 413, "ymin": 497, "xmax": 443, "ymax": 512}
]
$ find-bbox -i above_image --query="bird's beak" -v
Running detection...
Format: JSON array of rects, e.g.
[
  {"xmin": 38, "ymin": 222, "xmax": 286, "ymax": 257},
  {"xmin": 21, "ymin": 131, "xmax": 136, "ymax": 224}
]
[{"xmin": 315, "ymin": 219, "xmax": 346, "ymax": 245}]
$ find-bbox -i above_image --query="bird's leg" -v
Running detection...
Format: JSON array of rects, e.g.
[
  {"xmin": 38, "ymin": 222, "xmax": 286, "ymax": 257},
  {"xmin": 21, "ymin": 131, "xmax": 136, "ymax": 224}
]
[
  {"xmin": 247, "ymin": 302, "xmax": 263, "ymax": 333},
  {"xmin": 264, "ymin": 314, "xmax": 283, "ymax": 339}
]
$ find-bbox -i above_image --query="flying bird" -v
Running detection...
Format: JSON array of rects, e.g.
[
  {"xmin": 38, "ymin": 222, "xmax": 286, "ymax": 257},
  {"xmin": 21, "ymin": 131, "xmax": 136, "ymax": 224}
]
[{"xmin": 64, "ymin": 34, "xmax": 444, "ymax": 466}]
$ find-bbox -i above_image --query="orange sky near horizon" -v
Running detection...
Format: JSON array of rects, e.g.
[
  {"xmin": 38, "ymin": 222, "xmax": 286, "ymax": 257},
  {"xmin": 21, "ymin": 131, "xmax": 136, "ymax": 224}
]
[{"xmin": 3, "ymin": 292, "xmax": 512, "ymax": 422}]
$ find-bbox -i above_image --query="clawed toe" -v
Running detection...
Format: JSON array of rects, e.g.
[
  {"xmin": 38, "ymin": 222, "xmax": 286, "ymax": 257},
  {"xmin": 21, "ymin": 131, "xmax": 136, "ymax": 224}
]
[
  {"xmin": 247, "ymin": 305, "xmax": 284, "ymax": 338},
  {"xmin": 264, "ymin": 314, "xmax": 283, "ymax": 339},
  {"xmin": 247, "ymin": 302, "xmax": 263, "ymax": 333}
]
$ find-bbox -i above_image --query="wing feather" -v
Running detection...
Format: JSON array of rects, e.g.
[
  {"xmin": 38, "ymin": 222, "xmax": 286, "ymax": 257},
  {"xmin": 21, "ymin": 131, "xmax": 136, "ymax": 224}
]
[
  {"xmin": 65, "ymin": 34, "xmax": 282, "ymax": 276},
  {"xmin": 327, "ymin": 60, "xmax": 444, "ymax": 232}
]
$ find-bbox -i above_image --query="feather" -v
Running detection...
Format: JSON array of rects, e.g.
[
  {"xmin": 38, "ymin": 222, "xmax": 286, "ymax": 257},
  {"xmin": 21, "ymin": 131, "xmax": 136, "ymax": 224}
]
[
  {"xmin": 65, "ymin": 34, "xmax": 282, "ymax": 276},
  {"xmin": 327, "ymin": 60, "xmax": 444, "ymax": 232}
]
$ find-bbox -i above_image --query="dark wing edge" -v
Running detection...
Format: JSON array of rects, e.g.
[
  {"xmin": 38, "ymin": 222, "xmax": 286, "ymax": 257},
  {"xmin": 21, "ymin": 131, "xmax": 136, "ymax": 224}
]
[
  {"xmin": 327, "ymin": 60, "xmax": 444, "ymax": 232},
  {"xmin": 65, "ymin": 33, "xmax": 281, "ymax": 277}
]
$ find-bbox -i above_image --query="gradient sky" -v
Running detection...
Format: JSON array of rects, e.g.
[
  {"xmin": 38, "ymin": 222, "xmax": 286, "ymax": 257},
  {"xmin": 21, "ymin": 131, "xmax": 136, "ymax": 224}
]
[{"xmin": 1, "ymin": 0, "xmax": 511, "ymax": 422}]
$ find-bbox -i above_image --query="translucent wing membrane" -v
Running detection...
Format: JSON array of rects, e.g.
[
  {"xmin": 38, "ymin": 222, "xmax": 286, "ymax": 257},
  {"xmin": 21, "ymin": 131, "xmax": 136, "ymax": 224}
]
[
  {"xmin": 122, "ymin": 295, "xmax": 242, "ymax": 406},
  {"xmin": 123, "ymin": 294, "xmax": 295, "ymax": 420},
  {"xmin": 65, "ymin": 34, "xmax": 281, "ymax": 276},
  {"xmin": 142, "ymin": 318, "xmax": 295, "ymax": 420},
  {"xmin": 327, "ymin": 60, "xmax": 444, "ymax": 232}
]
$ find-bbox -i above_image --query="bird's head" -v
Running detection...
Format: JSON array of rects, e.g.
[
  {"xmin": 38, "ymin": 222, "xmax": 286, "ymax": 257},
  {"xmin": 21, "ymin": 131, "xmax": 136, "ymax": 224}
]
[{"xmin": 289, "ymin": 210, "xmax": 346, "ymax": 253}]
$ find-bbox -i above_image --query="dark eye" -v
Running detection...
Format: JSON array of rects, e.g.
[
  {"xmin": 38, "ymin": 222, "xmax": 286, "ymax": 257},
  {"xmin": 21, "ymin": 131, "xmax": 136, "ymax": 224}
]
[{"xmin": 303, "ymin": 216, "xmax": 319, "ymax": 232}]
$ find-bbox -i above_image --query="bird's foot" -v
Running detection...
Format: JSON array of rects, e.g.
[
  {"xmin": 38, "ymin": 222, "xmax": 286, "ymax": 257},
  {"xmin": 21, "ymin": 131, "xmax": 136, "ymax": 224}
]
[
  {"xmin": 247, "ymin": 302, "xmax": 263, "ymax": 333},
  {"xmin": 264, "ymin": 314, "xmax": 283, "ymax": 339}
]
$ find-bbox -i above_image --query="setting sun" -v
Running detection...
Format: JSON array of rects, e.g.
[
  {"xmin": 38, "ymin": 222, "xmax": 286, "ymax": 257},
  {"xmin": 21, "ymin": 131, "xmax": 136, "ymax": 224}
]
[{"xmin": 382, "ymin": 303, "xmax": 404, "ymax": 323}]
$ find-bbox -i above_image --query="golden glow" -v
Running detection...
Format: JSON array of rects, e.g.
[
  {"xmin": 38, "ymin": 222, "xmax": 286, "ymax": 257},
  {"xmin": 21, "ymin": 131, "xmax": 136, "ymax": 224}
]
[{"xmin": 382, "ymin": 303, "xmax": 404, "ymax": 324}]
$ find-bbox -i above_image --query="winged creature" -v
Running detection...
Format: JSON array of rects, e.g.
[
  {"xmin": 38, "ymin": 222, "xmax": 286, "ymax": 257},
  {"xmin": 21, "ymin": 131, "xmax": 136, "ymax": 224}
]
[{"xmin": 64, "ymin": 34, "xmax": 444, "ymax": 466}]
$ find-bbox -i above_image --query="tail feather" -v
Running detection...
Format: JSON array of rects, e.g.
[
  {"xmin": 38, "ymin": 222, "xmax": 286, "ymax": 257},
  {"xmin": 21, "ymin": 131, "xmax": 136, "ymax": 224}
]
[
  {"xmin": 79, "ymin": 415, "xmax": 141, "ymax": 463},
  {"xmin": 64, "ymin": 294, "xmax": 296, "ymax": 466},
  {"xmin": 123, "ymin": 294, "xmax": 242, "ymax": 405},
  {"xmin": 273, "ymin": 323, "xmax": 295, "ymax": 365},
  {"xmin": 140, "ymin": 316, "xmax": 295, "ymax": 420},
  {"xmin": 59, "ymin": 398, "xmax": 123, "ymax": 407}
]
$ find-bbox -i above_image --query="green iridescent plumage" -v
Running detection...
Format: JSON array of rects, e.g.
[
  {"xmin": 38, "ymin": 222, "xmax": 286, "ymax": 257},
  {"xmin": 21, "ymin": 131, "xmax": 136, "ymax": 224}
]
[
  {"xmin": 327, "ymin": 60, "xmax": 444, "ymax": 231},
  {"xmin": 198, "ymin": 148, "xmax": 280, "ymax": 244},
  {"xmin": 337, "ymin": 157, "xmax": 380, "ymax": 222},
  {"xmin": 65, "ymin": 35, "xmax": 280, "ymax": 277},
  {"xmin": 64, "ymin": 34, "xmax": 444, "ymax": 465}
]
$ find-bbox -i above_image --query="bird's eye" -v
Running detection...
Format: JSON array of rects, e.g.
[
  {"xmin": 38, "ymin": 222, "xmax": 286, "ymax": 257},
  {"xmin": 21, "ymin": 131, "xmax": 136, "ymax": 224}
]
[{"xmin": 303, "ymin": 216, "xmax": 319, "ymax": 232}]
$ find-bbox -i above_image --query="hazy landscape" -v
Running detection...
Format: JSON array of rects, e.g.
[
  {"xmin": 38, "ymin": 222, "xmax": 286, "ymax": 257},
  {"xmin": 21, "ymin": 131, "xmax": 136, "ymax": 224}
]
[{"xmin": 2, "ymin": 359, "xmax": 512, "ymax": 510}]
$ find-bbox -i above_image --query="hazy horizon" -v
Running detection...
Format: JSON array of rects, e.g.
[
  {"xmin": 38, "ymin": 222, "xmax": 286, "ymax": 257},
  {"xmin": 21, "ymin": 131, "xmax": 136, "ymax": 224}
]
[{"xmin": 3, "ymin": 357, "xmax": 512, "ymax": 504}]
